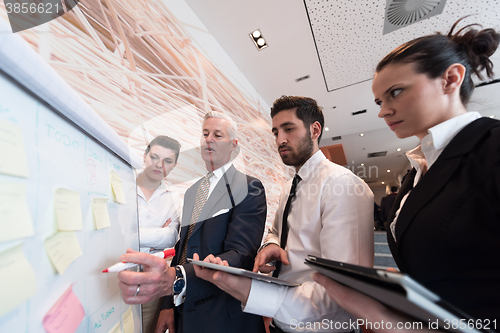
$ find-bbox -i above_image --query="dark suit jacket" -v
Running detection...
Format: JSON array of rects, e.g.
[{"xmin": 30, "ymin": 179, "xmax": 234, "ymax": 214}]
[
  {"xmin": 380, "ymin": 192, "xmax": 397, "ymax": 223},
  {"xmin": 163, "ymin": 165, "xmax": 267, "ymax": 333},
  {"xmin": 387, "ymin": 118, "xmax": 500, "ymax": 322}
]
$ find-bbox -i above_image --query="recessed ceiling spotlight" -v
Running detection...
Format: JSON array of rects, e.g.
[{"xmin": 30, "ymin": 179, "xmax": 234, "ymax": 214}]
[
  {"xmin": 324, "ymin": 127, "xmax": 329, "ymax": 131},
  {"xmin": 359, "ymin": 133, "xmax": 365, "ymax": 137},
  {"xmin": 396, "ymin": 148, "xmax": 402, "ymax": 152},
  {"xmin": 382, "ymin": 181, "xmax": 385, "ymax": 184},
  {"xmin": 250, "ymin": 29, "xmax": 268, "ymax": 50},
  {"xmin": 387, "ymin": 169, "xmax": 391, "ymax": 173},
  {"xmin": 252, "ymin": 30, "xmax": 261, "ymax": 38},
  {"xmin": 360, "ymin": 163, "xmax": 364, "ymax": 166}
]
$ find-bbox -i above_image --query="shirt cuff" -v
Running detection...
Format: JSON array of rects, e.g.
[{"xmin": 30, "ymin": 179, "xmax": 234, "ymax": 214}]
[
  {"xmin": 242, "ymin": 279, "xmax": 287, "ymax": 317},
  {"xmin": 173, "ymin": 265, "xmax": 187, "ymax": 306},
  {"xmin": 258, "ymin": 241, "xmax": 279, "ymax": 253}
]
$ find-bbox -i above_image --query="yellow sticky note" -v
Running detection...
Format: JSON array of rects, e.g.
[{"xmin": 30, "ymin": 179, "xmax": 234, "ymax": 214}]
[
  {"xmin": 44, "ymin": 231, "xmax": 83, "ymax": 275},
  {"xmin": 110, "ymin": 171, "xmax": 126, "ymax": 204},
  {"xmin": 92, "ymin": 198, "xmax": 111, "ymax": 230},
  {"xmin": 0, "ymin": 182, "xmax": 34, "ymax": 243},
  {"xmin": 107, "ymin": 321, "xmax": 122, "ymax": 333},
  {"xmin": 122, "ymin": 307, "xmax": 134, "ymax": 333},
  {"xmin": 54, "ymin": 188, "xmax": 83, "ymax": 231},
  {"xmin": 0, "ymin": 244, "xmax": 37, "ymax": 317},
  {"xmin": 0, "ymin": 118, "xmax": 29, "ymax": 178}
]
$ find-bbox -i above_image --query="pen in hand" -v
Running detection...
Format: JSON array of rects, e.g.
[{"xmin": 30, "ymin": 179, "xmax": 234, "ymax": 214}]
[{"xmin": 102, "ymin": 248, "xmax": 175, "ymax": 273}]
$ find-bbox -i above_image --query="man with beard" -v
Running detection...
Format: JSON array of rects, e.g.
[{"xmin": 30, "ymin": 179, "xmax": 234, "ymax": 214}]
[{"xmin": 194, "ymin": 96, "xmax": 374, "ymax": 333}]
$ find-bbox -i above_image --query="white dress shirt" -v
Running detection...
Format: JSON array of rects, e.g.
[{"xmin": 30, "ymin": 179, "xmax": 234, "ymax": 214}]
[
  {"xmin": 244, "ymin": 150, "xmax": 374, "ymax": 332},
  {"xmin": 208, "ymin": 161, "xmax": 233, "ymax": 197},
  {"xmin": 390, "ymin": 112, "xmax": 482, "ymax": 240},
  {"xmin": 137, "ymin": 179, "xmax": 182, "ymax": 253}
]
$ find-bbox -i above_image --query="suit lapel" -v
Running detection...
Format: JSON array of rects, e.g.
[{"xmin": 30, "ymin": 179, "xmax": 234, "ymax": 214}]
[
  {"xmin": 191, "ymin": 166, "xmax": 237, "ymax": 235},
  {"xmin": 394, "ymin": 118, "xmax": 500, "ymax": 246},
  {"xmin": 394, "ymin": 156, "xmax": 461, "ymax": 243},
  {"xmin": 187, "ymin": 166, "xmax": 238, "ymax": 241}
]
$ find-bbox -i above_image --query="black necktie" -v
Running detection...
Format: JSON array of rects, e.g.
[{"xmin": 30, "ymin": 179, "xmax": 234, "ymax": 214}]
[{"xmin": 273, "ymin": 174, "xmax": 301, "ymax": 277}]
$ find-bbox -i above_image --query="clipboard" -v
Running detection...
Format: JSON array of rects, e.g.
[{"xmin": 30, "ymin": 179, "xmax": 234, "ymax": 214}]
[
  {"xmin": 305, "ymin": 255, "xmax": 488, "ymax": 333},
  {"xmin": 187, "ymin": 258, "xmax": 301, "ymax": 287}
]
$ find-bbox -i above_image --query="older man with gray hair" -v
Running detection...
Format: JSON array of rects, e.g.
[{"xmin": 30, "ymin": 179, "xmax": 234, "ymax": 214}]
[{"xmin": 117, "ymin": 111, "xmax": 267, "ymax": 333}]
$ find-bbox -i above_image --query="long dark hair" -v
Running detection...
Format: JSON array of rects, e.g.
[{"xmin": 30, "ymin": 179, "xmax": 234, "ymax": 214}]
[{"xmin": 376, "ymin": 17, "xmax": 500, "ymax": 105}]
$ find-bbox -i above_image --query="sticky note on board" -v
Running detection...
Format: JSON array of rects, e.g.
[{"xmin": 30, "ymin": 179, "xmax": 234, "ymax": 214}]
[
  {"xmin": 110, "ymin": 171, "xmax": 126, "ymax": 204},
  {"xmin": 54, "ymin": 188, "xmax": 83, "ymax": 231},
  {"xmin": 0, "ymin": 244, "xmax": 37, "ymax": 317},
  {"xmin": 0, "ymin": 118, "xmax": 29, "ymax": 178},
  {"xmin": 92, "ymin": 198, "xmax": 111, "ymax": 229},
  {"xmin": 0, "ymin": 182, "xmax": 34, "ymax": 243},
  {"xmin": 42, "ymin": 285, "xmax": 85, "ymax": 333},
  {"xmin": 122, "ymin": 307, "xmax": 134, "ymax": 333},
  {"xmin": 107, "ymin": 321, "xmax": 122, "ymax": 333},
  {"xmin": 44, "ymin": 231, "xmax": 83, "ymax": 275}
]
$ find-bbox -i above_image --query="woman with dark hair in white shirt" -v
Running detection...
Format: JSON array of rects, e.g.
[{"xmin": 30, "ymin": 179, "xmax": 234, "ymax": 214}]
[{"xmin": 137, "ymin": 135, "xmax": 182, "ymax": 333}]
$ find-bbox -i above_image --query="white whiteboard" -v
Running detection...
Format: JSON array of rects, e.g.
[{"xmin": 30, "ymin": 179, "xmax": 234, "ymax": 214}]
[{"xmin": 0, "ymin": 63, "xmax": 141, "ymax": 332}]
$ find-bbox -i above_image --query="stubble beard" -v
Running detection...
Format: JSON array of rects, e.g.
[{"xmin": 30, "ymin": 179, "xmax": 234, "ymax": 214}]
[{"xmin": 280, "ymin": 132, "xmax": 314, "ymax": 168}]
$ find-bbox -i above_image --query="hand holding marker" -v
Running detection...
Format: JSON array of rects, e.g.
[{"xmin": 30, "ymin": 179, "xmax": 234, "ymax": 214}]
[{"xmin": 103, "ymin": 248, "xmax": 175, "ymax": 273}]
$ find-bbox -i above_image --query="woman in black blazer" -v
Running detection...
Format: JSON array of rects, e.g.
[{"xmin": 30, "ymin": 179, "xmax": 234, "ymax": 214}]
[{"xmin": 314, "ymin": 18, "xmax": 500, "ymax": 330}]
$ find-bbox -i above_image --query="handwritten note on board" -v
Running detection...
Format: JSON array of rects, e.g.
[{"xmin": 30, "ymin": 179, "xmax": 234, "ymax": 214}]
[
  {"xmin": 42, "ymin": 286, "xmax": 85, "ymax": 333},
  {"xmin": 44, "ymin": 231, "xmax": 83, "ymax": 274},
  {"xmin": 107, "ymin": 321, "xmax": 122, "ymax": 333},
  {"xmin": 0, "ymin": 244, "xmax": 37, "ymax": 317},
  {"xmin": 122, "ymin": 307, "xmax": 134, "ymax": 333},
  {"xmin": 110, "ymin": 170, "xmax": 126, "ymax": 204},
  {"xmin": 0, "ymin": 182, "xmax": 34, "ymax": 243},
  {"xmin": 0, "ymin": 118, "xmax": 29, "ymax": 178},
  {"xmin": 54, "ymin": 188, "xmax": 83, "ymax": 231},
  {"xmin": 92, "ymin": 198, "xmax": 111, "ymax": 229}
]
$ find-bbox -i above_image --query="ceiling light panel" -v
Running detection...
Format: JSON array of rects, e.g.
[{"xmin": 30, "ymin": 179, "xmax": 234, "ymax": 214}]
[{"xmin": 303, "ymin": 0, "xmax": 500, "ymax": 91}]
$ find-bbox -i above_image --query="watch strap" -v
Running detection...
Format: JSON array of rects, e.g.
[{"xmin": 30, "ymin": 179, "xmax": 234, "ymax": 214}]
[{"xmin": 161, "ymin": 295, "xmax": 174, "ymax": 309}]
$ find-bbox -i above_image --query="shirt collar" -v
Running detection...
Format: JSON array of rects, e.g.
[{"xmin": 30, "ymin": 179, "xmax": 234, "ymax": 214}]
[
  {"xmin": 406, "ymin": 112, "xmax": 482, "ymax": 178},
  {"xmin": 426, "ymin": 112, "xmax": 481, "ymax": 151},
  {"xmin": 210, "ymin": 161, "xmax": 233, "ymax": 181},
  {"xmin": 297, "ymin": 150, "xmax": 326, "ymax": 182},
  {"xmin": 136, "ymin": 178, "xmax": 168, "ymax": 200}
]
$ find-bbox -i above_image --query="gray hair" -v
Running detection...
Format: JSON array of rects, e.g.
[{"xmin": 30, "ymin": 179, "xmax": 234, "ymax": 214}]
[{"xmin": 203, "ymin": 111, "xmax": 238, "ymax": 140}]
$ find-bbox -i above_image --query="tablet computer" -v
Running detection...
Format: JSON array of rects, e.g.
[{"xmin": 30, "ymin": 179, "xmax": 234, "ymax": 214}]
[
  {"xmin": 305, "ymin": 255, "xmax": 490, "ymax": 333},
  {"xmin": 187, "ymin": 258, "xmax": 301, "ymax": 287}
]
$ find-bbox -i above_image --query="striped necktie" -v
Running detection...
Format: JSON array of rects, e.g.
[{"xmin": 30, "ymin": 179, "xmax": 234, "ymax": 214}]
[{"xmin": 179, "ymin": 172, "xmax": 214, "ymax": 264}]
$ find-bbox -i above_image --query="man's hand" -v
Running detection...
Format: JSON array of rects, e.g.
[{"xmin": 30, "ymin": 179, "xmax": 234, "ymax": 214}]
[
  {"xmin": 253, "ymin": 243, "xmax": 289, "ymax": 273},
  {"xmin": 155, "ymin": 308, "xmax": 175, "ymax": 333},
  {"xmin": 162, "ymin": 218, "xmax": 172, "ymax": 228},
  {"xmin": 118, "ymin": 249, "xmax": 176, "ymax": 304},
  {"xmin": 192, "ymin": 253, "xmax": 251, "ymax": 304}
]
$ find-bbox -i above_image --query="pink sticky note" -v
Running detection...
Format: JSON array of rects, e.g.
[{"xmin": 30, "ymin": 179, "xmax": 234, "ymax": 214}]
[{"xmin": 43, "ymin": 286, "xmax": 85, "ymax": 333}]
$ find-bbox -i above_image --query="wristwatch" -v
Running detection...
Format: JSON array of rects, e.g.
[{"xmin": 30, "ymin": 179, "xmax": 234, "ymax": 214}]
[{"xmin": 172, "ymin": 266, "xmax": 185, "ymax": 295}]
